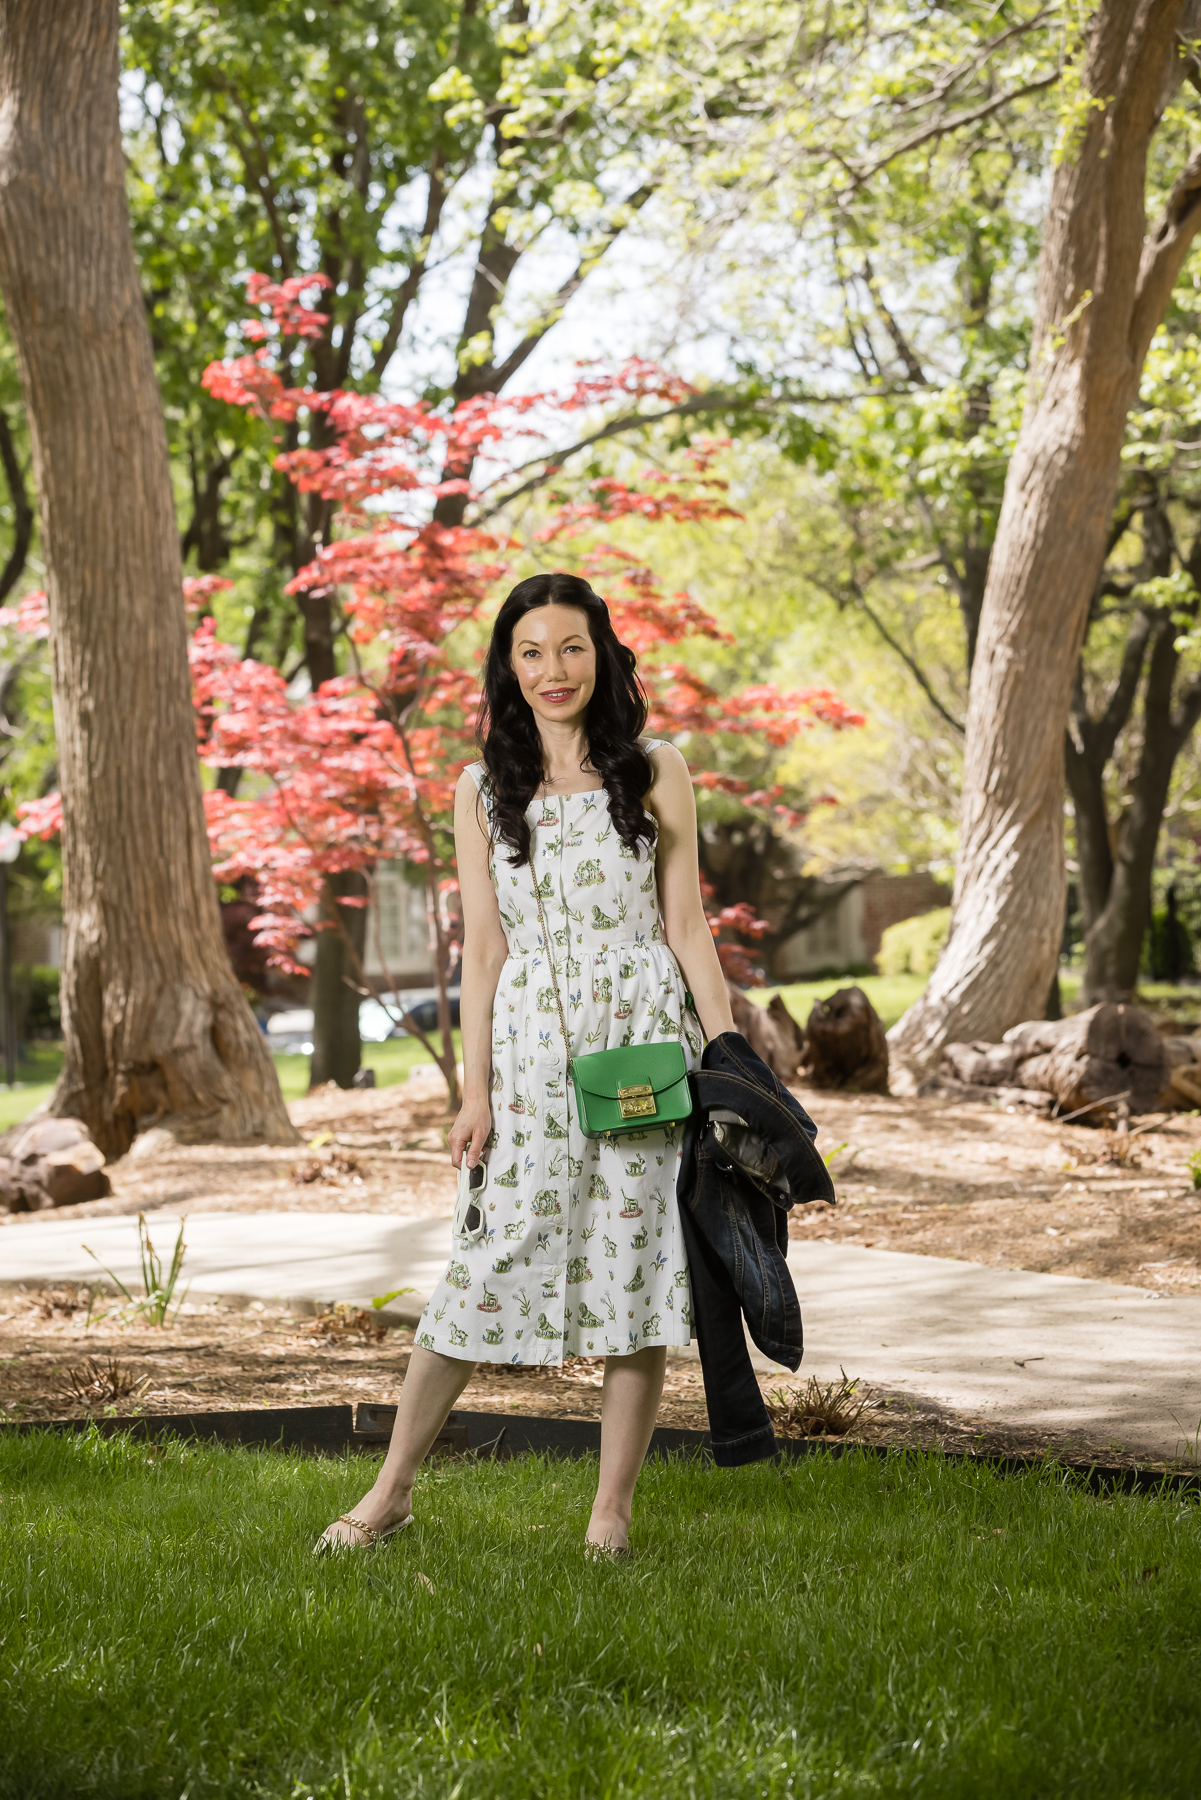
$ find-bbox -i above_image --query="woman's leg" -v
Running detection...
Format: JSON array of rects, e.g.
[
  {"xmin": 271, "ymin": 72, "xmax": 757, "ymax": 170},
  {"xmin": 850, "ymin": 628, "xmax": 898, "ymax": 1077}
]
[
  {"xmin": 588, "ymin": 1345, "xmax": 667, "ymax": 1551},
  {"xmin": 320, "ymin": 1345, "xmax": 476, "ymax": 1546}
]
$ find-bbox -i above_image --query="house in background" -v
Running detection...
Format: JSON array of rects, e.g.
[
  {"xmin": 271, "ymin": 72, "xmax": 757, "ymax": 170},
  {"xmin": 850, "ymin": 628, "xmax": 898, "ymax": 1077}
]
[
  {"xmin": 292, "ymin": 861, "xmax": 436, "ymax": 989},
  {"xmin": 773, "ymin": 870, "xmax": 948, "ymax": 978},
  {"xmin": 363, "ymin": 862, "xmax": 437, "ymax": 987}
]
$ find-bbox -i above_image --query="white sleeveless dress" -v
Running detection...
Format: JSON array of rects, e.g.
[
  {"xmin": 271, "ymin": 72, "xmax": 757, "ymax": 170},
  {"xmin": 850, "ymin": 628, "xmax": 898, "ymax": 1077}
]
[{"xmin": 415, "ymin": 744, "xmax": 700, "ymax": 1365}]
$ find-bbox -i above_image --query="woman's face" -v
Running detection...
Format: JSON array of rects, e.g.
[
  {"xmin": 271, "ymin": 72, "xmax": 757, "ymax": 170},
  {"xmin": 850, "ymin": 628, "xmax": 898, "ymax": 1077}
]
[{"xmin": 509, "ymin": 603, "xmax": 597, "ymax": 729}]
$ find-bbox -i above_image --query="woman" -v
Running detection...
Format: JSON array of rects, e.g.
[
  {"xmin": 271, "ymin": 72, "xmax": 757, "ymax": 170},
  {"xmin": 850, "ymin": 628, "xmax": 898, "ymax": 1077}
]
[{"xmin": 317, "ymin": 572, "xmax": 735, "ymax": 1555}]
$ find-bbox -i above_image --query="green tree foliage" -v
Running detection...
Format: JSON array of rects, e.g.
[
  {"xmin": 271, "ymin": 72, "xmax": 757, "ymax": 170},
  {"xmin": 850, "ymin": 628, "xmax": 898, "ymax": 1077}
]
[{"xmin": 121, "ymin": 0, "xmax": 682, "ymax": 680}]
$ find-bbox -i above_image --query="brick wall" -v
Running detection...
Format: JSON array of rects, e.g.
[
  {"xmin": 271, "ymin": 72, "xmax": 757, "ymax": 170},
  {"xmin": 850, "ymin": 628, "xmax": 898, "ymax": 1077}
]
[{"xmin": 859, "ymin": 873, "xmax": 949, "ymax": 963}]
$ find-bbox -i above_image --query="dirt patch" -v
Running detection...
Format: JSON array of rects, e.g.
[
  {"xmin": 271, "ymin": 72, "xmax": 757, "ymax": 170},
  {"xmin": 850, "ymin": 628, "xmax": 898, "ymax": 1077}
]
[
  {"xmin": 791, "ymin": 1090, "xmax": 1201, "ymax": 1295},
  {"xmin": 0, "ymin": 1076, "xmax": 458, "ymax": 1226}
]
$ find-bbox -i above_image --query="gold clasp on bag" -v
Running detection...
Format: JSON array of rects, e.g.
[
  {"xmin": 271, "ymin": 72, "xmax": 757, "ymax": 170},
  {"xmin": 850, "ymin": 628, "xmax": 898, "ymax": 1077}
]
[{"xmin": 618, "ymin": 1083, "xmax": 655, "ymax": 1120}]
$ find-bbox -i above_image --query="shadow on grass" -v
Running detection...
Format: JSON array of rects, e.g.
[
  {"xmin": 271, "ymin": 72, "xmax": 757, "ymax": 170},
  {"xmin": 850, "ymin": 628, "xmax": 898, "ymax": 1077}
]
[{"xmin": 2, "ymin": 1429, "xmax": 1199, "ymax": 1798}]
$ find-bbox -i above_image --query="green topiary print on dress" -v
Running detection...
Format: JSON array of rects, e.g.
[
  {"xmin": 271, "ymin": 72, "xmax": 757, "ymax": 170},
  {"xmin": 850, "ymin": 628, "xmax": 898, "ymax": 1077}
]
[{"xmin": 416, "ymin": 756, "xmax": 698, "ymax": 1367}]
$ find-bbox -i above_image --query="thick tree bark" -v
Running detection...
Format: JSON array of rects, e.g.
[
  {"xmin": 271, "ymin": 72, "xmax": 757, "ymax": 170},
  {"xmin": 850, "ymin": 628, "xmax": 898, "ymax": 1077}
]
[
  {"xmin": 309, "ymin": 870, "xmax": 367, "ymax": 1090},
  {"xmin": 889, "ymin": 0, "xmax": 1201, "ymax": 1086},
  {"xmin": 0, "ymin": 0, "xmax": 297, "ymax": 1156},
  {"xmin": 0, "ymin": 403, "xmax": 32, "ymax": 600},
  {"xmin": 1081, "ymin": 613, "xmax": 1201, "ymax": 999},
  {"xmin": 1064, "ymin": 614, "xmax": 1152, "ymax": 935}
]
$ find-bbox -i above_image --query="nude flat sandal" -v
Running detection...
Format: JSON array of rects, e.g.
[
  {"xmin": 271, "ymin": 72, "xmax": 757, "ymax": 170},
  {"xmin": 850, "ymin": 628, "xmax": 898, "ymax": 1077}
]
[{"xmin": 313, "ymin": 1511, "xmax": 414, "ymax": 1555}]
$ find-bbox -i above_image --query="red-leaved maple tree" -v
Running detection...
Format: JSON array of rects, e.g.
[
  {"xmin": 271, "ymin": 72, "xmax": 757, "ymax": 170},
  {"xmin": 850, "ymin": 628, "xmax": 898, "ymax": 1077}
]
[{"xmin": 20, "ymin": 273, "xmax": 864, "ymax": 1102}]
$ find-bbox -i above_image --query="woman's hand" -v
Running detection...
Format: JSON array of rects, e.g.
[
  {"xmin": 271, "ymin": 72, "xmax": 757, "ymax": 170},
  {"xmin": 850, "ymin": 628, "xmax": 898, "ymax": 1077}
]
[{"xmin": 449, "ymin": 1094, "xmax": 492, "ymax": 1170}]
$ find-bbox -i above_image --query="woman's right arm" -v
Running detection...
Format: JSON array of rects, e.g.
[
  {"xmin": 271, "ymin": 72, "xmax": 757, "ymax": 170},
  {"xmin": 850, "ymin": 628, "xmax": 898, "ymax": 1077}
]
[{"xmin": 449, "ymin": 769, "xmax": 509, "ymax": 1171}]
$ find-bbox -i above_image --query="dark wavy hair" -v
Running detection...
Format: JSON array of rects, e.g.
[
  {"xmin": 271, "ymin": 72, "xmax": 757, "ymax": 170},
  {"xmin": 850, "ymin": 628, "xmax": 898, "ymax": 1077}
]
[{"xmin": 477, "ymin": 572, "xmax": 656, "ymax": 866}]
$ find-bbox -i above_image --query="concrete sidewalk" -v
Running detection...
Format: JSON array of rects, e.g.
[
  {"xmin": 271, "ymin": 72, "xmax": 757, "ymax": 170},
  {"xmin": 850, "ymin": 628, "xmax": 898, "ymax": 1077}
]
[{"xmin": 4, "ymin": 1210, "xmax": 1199, "ymax": 1461}]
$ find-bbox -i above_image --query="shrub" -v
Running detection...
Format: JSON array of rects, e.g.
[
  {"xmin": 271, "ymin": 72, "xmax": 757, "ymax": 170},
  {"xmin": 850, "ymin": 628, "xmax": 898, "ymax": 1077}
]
[
  {"xmin": 876, "ymin": 906, "xmax": 951, "ymax": 976},
  {"xmin": 1142, "ymin": 907, "xmax": 1196, "ymax": 980},
  {"xmin": 14, "ymin": 961, "xmax": 60, "ymax": 1038}
]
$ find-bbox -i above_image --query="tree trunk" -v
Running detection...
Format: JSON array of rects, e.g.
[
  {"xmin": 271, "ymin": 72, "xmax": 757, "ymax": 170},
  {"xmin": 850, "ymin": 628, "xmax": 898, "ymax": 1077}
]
[
  {"xmin": 309, "ymin": 870, "xmax": 367, "ymax": 1090},
  {"xmin": 0, "ymin": 0, "xmax": 297, "ymax": 1157},
  {"xmin": 889, "ymin": 0, "xmax": 1201, "ymax": 1087},
  {"xmin": 1083, "ymin": 613, "xmax": 1201, "ymax": 999}
]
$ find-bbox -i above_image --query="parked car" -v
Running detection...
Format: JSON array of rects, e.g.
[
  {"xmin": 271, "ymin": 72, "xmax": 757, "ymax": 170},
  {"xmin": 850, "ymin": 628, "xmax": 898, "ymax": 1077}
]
[
  {"xmin": 262, "ymin": 989, "xmax": 460, "ymax": 1056},
  {"xmin": 264, "ymin": 1008, "xmax": 315, "ymax": 1056},
  {"xmin": 375, "ymin": 988, "xmax": 462, "ymax": 1033}
]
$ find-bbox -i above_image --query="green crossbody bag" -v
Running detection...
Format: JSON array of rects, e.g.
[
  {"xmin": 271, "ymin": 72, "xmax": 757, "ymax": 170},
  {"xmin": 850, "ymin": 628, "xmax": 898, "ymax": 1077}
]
[{"xmin": 533, "ymin": 879, "xmax": 693, "ymax": 1141}]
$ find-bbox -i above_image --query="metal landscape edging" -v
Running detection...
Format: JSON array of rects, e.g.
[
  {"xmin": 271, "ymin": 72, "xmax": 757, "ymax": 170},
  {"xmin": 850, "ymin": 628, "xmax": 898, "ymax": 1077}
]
[{"xmin": 3, "ymin": 1402, "xmax": 1200, "ymax": 1497}]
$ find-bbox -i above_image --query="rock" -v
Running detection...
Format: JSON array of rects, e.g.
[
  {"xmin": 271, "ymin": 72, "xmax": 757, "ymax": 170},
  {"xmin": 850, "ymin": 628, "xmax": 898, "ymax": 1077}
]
[
  {"xmin": 0, "ymin": 1113, "xmax": 111, "ymax": 1211},
  {"xmin": 726, "ymin": 983, "xmax": 804, "ymax": 1081},
  {"xmin": 126, "ymin": 1126, "xmax": 177, "ymax": 1162},
  {"xmin": 42, "ymin": 1140, "xmax": 110, "ymax": 1205},
  {"xmin": 802, "ymin": 986, "xmax": 889, "ymax": 1094}
]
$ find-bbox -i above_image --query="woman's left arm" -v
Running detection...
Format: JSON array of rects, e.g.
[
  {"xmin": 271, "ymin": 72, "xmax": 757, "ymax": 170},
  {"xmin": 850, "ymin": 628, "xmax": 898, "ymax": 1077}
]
[{"xmin": 646, "ymin": 744, "xmax": 735, "ymax": 1043}]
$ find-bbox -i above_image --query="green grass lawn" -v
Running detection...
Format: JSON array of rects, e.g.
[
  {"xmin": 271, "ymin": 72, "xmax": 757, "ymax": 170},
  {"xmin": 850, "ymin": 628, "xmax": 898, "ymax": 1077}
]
[
  {"xmin": 0, "ymin": 1043, "xmax": 65, "ymax": 1133},
  {"xmin": 753, "ymin": 973, "xmax": 928, "ymax": 1032},
  {"xmin": 273, "ymin": 1030, "xmax": 464, "ymax": 1102},
  {"xmin": 1, "ymin": 1432, "xmax": 1198, "ymax": 1799}
]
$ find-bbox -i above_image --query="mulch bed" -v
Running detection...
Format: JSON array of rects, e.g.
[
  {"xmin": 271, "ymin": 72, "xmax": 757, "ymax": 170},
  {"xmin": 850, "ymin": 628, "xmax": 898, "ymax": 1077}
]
[{"xmin": 2, "ymin": 1289, "xmax": 1192, "ymax": 1475}]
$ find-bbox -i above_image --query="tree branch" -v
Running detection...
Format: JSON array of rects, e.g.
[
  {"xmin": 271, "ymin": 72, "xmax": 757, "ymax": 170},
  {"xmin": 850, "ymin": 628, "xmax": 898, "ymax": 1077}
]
[
  {"xmin": 813, "ymin": 572, "xmax": 964, "ymax": 733},
  {"xmin": 464, "ymin": 183, "xmax": 657, "ymax": 400},
  {"xmin": 839, "ymin": 73, "xmax": 1061, "ymax": 195},
  {"xmin": 1132, "ymin": 143, "xmax": 1201, "ymax": 361},
  {"xmin": 861, "ymin": 256, "xmax": 927, "ymax": 385},
  {"xmin": 369, "ymin": 153, "xmax": 447, "ymax": 383},
  {"xmin": 207, "ymin": 72, "xmax": 294, "ymax": 276}
]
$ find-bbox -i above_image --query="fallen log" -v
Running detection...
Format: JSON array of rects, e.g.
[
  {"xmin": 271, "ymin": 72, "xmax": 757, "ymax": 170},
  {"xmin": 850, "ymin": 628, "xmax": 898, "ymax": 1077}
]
[
  {"xmin": 802, "ymin": 986, "xmax": 889, "ymax": 1094},
  {"xmin": 942, "ymin": 1040, "xmax": 1020, "ymax": 1086},
  {"xmin": 938, "ymin": 1003, "xmax": 1167, "ymax": 1120},
  {"xmin": 1007, "ymin": 1004, "xmax": 1165, "ymax": 1117}
]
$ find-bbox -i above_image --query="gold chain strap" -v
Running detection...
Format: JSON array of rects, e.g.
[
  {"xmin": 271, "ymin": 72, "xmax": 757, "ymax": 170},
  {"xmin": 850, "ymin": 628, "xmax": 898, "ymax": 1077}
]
[{"xmin": 532, "ymin": 873, "xmax": 574, "ymax": 1076}]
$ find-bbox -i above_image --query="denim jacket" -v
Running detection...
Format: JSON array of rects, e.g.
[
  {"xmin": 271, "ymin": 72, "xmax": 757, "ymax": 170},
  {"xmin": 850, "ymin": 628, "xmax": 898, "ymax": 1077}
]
[{"xmin": 677, "ymin": 1031, "xmax": 835, "ymax": 1465}]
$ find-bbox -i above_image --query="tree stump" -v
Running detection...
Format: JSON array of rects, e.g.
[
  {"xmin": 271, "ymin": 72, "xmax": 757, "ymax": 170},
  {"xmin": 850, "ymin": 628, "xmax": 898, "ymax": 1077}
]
[
  {"xmin": 802, "ymin": 987, "xmax": 889, "ymax": 1093},
  {"xmin": 725, "ymin": 983, "xmax": 805, "ymax": 1082}
]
